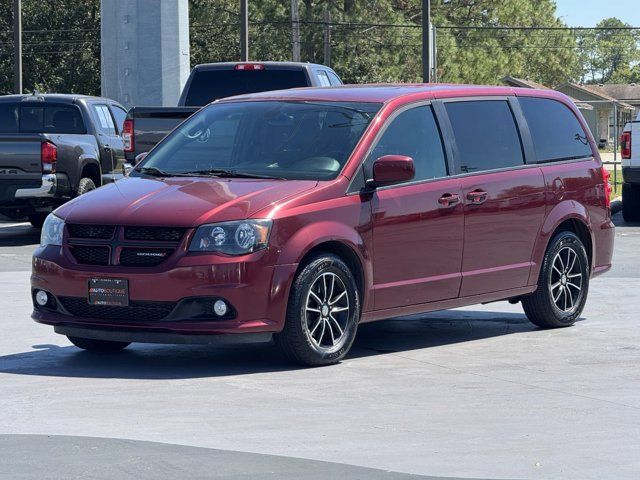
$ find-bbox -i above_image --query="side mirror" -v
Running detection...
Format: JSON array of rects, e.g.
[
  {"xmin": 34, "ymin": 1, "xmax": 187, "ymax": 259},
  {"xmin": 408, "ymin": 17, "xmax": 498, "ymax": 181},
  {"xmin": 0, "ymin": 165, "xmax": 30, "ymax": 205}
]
[
  {"xmin": 134, "ymin": 152, "xmax": 148, "ymax": 165},
  {"xmin": 368, "ymin": 155, "xmax": 415, "ymax": 188}
]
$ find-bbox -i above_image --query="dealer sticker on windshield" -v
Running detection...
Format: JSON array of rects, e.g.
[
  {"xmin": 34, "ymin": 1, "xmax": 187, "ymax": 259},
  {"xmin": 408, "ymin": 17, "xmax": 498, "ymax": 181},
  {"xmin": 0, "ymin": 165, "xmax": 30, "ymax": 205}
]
[{"xmin": 88, "ymin": 278, "xmax": 129, "ymax": 306}]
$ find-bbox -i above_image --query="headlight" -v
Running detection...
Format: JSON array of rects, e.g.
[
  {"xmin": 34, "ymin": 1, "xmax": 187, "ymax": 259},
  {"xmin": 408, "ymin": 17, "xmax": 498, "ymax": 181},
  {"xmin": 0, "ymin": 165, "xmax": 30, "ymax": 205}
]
[
  {"xmin": 189, "ymin": 219, "xmax": 272, "ymax": 255},
  {"xmin": 40, "ymin": 214, "xmax": 64, "ymax": 247}
]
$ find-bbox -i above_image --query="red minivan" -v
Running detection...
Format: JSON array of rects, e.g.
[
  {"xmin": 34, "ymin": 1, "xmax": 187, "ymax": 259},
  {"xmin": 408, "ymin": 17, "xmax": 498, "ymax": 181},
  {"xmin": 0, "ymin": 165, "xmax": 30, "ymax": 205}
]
[{"xmin": 31, "ymin": 85, "xmax": 615, "ymax": 366}]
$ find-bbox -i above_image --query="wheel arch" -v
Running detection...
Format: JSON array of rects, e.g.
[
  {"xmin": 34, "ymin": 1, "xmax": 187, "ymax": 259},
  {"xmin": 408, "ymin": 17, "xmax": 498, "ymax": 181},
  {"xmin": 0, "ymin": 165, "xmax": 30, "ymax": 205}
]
[
  {"xmin": 277, "ymin": 222, "xmax": 372, "ymax": 310},
  {"xmin": 528, "ymin": 201, "xmax": 595, "ymax": 285},
  {"xmin": 79, "ymin": 156, "xmax": 102, "ymax": 188}
]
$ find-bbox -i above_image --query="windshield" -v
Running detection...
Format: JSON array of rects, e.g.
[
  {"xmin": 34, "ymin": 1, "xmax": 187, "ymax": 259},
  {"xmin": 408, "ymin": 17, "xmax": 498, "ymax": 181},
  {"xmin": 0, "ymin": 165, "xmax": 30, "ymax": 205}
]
[{"xmin": 133, "ymin": 101, "xmax": 382, "ymax": 181}]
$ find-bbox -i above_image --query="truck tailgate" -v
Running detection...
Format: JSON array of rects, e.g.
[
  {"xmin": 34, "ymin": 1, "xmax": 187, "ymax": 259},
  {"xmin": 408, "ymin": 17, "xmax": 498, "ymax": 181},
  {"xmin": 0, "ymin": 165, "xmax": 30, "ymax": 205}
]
[
  {"xmin": 631, "ymin": 121, "xmax": 640, "ymax": 167},
  {"xmin": 129, "ymin": 107, "xmax": 198, "ymax": 157},
  {"xmin": 0, "ymin": 134, "xmax": 43, "ymax": 173}
]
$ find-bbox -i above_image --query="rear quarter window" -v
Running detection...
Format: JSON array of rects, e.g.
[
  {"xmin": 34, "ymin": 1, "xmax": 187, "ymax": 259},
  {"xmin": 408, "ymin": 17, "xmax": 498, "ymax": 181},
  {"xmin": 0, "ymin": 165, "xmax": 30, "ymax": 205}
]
[
  {"xmin": 445, "ymin": 100, "xmax": 524, "ymax": 174},
  {"xmin": 519, "ymin": 97, "xmax": 593, "ymax": 162},
  {"xmin": 184, "ymin": 69, "xmax": 309, "ymax": 106}
]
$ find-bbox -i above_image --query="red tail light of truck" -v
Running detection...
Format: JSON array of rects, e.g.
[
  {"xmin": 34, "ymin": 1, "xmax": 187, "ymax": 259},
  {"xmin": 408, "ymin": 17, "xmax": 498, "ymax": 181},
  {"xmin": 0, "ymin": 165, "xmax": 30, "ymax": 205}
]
[
  {"xmin": 621, "ymin": 131, "xmax": 631, "ymax": 159},
  {"xmin": 41, "ymin": 141, "xmax": 57, "ymax": 173},
  {"xmin": 123, "ymin": 119, "xmax": 134, "ymax": 153}
]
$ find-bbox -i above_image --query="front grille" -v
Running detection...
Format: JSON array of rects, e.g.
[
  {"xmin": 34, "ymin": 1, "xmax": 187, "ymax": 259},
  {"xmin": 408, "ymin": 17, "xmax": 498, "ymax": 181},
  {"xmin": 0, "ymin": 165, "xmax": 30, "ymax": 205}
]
[
  {"xmin": 59, "ymin": 296, "xmax": 176, "ymax": 322},
  {"xmin": 120, "ymin": 248, "xmax": 174, "ymax": 267},
  {"xmin": 65, "ymin": 224, "xmax": 187, "ymax": 267},
  {"xmin": 67, "ymin": 224, "xmax": 115, "ymax": 240},
  {"xmin": 124, "ymin": 226, "xmax": 186, "ymax": 242},
  {"xmin": 70, "ymin": 246, "xmax": 110, "ymax": 266}
]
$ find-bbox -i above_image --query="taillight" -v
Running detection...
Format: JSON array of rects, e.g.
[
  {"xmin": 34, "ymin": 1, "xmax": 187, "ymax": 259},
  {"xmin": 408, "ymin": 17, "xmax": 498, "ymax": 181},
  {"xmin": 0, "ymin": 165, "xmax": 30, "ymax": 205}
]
[
  {"xmin": 123, "ymin": 119, "xmax": 134, "ymax": 153},
  {"xmin": 621, "ymin": 131, "xmax": 631, "ymax": 159},
  {"xmin": 41, "ymin": 141, "xmax": 57, "ymax": 173},
  {"xmin": 602, "ymin": 166, "xmax": 612, "ymax": 208},
  {"xmin": 234, "ymin": 63, "xmax": 265, "ymax": 71}
]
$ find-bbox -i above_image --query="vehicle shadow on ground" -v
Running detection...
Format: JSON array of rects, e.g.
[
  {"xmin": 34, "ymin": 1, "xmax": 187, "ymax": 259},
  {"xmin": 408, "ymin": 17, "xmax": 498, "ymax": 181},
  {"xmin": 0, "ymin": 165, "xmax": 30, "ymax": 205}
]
[
  {"xmin": 0, "ymin": 310, "xmax": 539, "ymax": 380},
  {"xmin": 0, "ymin": 221, "xmax": 40, "ymax": 247}
]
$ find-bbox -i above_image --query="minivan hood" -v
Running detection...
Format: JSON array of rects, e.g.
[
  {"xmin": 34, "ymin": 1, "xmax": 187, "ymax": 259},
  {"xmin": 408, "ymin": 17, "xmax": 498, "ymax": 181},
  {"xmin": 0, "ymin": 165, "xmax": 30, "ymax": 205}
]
[{"xmin": 56, "ymin": 176, "xmax": 317, "ymax": 226}]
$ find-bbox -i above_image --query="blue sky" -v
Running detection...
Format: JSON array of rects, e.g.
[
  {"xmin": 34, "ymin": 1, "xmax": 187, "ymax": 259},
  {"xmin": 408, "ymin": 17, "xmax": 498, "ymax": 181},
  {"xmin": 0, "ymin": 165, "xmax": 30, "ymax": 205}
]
[{"xmin": 555, "ymin": 0, "xmax": 640, "ymax": 26}]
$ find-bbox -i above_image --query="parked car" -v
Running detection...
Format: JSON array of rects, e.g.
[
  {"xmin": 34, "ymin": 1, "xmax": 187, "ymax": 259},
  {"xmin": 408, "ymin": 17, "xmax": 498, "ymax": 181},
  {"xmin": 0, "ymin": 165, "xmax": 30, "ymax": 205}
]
[
  {"xmin": 31, "ymin": 84, "xmax": 614, "ymax": 366},
  {"xmin": 0, "ymin": 93, "xmax": 128, "ymax": 227},
  {"xmin": 621, "ymin": 112, "xmax": 640, "ymax": 221},
  {"xmin": 123, "ymin": 61, "xmax": 343, "ymax": 163}
]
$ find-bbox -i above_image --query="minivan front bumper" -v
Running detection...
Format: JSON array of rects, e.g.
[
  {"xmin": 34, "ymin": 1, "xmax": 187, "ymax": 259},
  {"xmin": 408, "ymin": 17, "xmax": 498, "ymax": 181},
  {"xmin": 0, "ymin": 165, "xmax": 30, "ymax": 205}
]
[{"xmin": 31, "ymin": 248, "xmax": 298, "ymax": 341}]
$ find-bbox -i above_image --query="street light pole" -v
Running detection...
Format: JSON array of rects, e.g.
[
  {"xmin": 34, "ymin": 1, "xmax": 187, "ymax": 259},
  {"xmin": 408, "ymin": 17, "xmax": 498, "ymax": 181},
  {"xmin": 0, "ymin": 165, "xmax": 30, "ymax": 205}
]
[
  {"xmin": 291, "ymin": 0, "xmax": 300, "ymax": 62},
  {"xmin": 422, "ymin": 0, "xmax": 431, "ymax": 83},
  {"xmin": 240, "ymin": 0, "xmax": 249, "ymax": 61},
  {"xmin": 13, "ymin": 0, "xmax": 22, "ymax": 94}
]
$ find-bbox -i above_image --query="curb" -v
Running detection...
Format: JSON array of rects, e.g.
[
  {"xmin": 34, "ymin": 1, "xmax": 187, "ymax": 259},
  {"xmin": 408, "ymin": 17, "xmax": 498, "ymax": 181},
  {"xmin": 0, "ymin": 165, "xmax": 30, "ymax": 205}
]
[{"xmin": 611, "ymin": 196, "xmax": 622, "ymax": 215}]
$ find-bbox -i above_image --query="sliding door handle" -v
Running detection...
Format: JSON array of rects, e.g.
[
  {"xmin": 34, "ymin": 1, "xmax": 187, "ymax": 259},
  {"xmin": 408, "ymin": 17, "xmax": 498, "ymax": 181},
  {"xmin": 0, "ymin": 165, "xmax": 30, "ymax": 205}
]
[
  {"xmin": 438, "ymin": 193, "xmax": 461, "ymax": 208},
  {"xmin": 466, "ymin": 189, "xmax": 488, "ymax": 205}
]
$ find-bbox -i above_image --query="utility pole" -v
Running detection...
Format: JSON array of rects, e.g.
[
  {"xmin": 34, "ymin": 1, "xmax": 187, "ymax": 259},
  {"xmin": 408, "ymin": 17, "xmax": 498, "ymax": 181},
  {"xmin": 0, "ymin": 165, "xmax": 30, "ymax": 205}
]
[
  {"xmin": 323, "ymin": 7, "xmax": 331, "ymax": 67},
  {"xmin": 13, "ymin": 0, "xmax": 22, "ymax": 94},
  {"xmin": 240, "ymin": 0, "xmax": 249, "ymax": 61},
  {"xmin": 422, "ymin": 0, "xmax": 431, "ymax": 83},
  {"xmin": 291, "ymin": 0, "xmax": 300, "ymax": 62}
]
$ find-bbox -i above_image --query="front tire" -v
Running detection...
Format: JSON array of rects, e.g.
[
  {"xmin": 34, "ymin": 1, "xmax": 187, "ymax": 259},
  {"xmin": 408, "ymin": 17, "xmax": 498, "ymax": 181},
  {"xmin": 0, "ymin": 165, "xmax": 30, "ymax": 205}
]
[
  {"xmin": 67, "ymin": 336, "xmax": 130, "ymax": 353},
  {"xmin": 522, "ymin": 231, "xmax": 589, "ymax": 328},
  {"xmin": 622, "ymin": 183, "xmax": 640, "ymax": 222},
  {"xmin": 274, "ymin": 254, "xmax": 360, "ymax": 367}
]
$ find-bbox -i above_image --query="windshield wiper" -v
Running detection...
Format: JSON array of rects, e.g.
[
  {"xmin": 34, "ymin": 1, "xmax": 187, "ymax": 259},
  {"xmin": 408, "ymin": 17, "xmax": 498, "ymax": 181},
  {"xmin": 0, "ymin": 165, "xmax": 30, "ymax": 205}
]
[
  {"xmin": 134, "ymin": 166, "xmax": 211, "ymax": 178},
  {"xmin": 179, "ymin": 169, "xmax": 285, "ymax": 180},
  {"xmin": 134, "ymin": 166, "xmax": 180, "ymax": 177}
]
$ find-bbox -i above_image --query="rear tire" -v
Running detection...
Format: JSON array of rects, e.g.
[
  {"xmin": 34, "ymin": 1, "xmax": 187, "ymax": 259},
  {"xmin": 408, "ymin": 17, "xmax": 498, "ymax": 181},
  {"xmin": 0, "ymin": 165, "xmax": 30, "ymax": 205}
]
[
  {"xmin": 274, "ymin": 254, "xmax": 360, "ymax": 367},
  {"xmin": 67, "ymin": 336, "xmax": 130, "ymax": 353},
  {"xmin": 28, "ymin": 213, "xmax": 48, "ymax": 228},
  {"xmin": 622, "ymin": 183, "xmax": 640, "ymax": 222},
  {"xmin": 77, "ymin": 177, "xmax": 97, "ymax": 196},
  {"xmin": 522, "ymin": 231, "xmax": 589, "ymax": 329}
]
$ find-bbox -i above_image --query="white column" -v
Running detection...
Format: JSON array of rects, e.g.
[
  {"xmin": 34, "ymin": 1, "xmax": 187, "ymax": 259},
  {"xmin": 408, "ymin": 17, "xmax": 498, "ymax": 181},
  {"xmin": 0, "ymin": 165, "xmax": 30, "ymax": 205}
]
[{"xmin": 100, "ymin": 0, "xmax": 190, "ymax": 108}]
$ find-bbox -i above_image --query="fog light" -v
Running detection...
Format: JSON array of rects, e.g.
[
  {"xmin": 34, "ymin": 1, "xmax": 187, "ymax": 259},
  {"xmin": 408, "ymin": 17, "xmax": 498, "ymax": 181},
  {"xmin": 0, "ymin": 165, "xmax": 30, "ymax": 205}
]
[
  {"xmin": 35, "ymin": 290, "xmax": 49, "ymax": 306},
  {"xmin": 213, "ymin": 300, "xmax": 228, "ymax": 316}
]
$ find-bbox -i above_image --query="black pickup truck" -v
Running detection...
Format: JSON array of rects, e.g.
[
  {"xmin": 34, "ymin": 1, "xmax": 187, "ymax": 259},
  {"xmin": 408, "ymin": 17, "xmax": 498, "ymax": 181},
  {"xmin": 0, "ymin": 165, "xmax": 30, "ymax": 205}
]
[
  {"xmin": 0, "ymin": 94, "xmax": 128, "ymax": 226},
  {"xmin": 123, "ymin": 61, "xmax": 343, "ymax": 162}
]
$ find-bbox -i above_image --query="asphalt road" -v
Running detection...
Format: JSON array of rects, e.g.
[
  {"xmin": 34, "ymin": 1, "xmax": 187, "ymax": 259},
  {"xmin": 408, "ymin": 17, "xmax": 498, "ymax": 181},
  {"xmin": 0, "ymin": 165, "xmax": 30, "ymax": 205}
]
[{"xmin": 0, "ymin": 213, "xmax": 638, "ymax": 480}]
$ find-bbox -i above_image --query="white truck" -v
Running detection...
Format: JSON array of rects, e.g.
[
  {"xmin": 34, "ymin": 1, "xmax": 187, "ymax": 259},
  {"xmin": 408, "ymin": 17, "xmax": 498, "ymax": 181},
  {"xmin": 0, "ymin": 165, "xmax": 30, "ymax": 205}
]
[{"xmin": 621, "ymin": 112, "xmax": 640, "ymax": 221}]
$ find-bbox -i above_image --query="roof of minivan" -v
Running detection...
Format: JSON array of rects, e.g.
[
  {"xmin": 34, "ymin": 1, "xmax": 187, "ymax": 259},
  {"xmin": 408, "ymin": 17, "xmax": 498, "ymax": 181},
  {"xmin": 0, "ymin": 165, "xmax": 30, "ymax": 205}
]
[
  {"xmin": 220, "ymin": 83, "xmax": 570, "ymax": 105},
  {"xmin": 0, "ymin": 93, "xmax": 108, "ymax": 104}
]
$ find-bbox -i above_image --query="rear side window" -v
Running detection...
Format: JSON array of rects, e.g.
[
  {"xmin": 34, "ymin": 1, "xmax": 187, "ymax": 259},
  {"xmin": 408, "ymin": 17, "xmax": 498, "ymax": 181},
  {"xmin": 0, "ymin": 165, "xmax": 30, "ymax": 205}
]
[
  {"xmin": 0, "ymin": 104, "xmax": 18, "ymax": 132},
  {"xmin": 370, "ymin": 105, "xmax": 447, "ymax": 182},
  {"xmin": 317, "ymin": 71, "xmax": 331, "ymax": 87},
  {"xmin": 519, "ymin": 97, "xmax": 593, "ymax": 162},
  {"xmin": 15, "ymin": 104, "xmax": 85, "ymax": 134},
  {"xmin": 445, "ymin": 100, "xmax": 524, "ymax": 174},
  {"xmin": 184, "ymin": 69, "xmax": 309, "ymax": 106},
  {"xmin": 92, "ymin": 104, "xmax": 116, "ymax": 135},
  {"xmin": 327, "ymin": 71, "xmax": 342, "ymax": 86}
]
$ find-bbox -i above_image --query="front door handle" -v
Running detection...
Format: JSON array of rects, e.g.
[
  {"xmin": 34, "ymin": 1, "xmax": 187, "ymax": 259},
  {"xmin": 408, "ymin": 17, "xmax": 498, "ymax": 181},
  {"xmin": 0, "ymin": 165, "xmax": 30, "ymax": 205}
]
[
  {"xmin": 466, "ymin": 189, "xmax": 488, "ymax": 205},
  {"xmin": 438, "ymin": 193, "xmax": 460, "ymax": 208}
]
